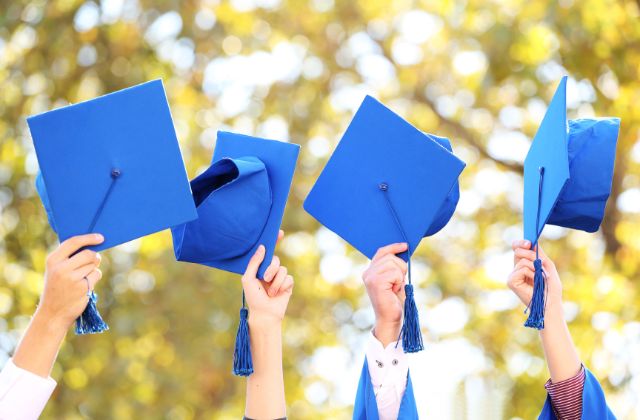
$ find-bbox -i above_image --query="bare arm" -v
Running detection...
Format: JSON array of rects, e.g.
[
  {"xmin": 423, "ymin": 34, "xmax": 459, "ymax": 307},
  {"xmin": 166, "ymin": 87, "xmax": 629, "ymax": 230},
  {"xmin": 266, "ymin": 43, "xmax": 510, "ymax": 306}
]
[
  {"xmin": 242, "ymin": 231, "xmax": 292, "ymax": 419},
  {"xmin": 13, "ymin": 234, "xmax": 104, "ymax": 377},
  {"xmin": 508, "ymin": 239, "xmax": 581, "ymax": 382},
  {"xmin": 245, "ymin": 323, "xmax": 285, "ymax": 418},
  {"xmin": 538, "ymin": 305, "xmax": 581, "ymax": 383}
]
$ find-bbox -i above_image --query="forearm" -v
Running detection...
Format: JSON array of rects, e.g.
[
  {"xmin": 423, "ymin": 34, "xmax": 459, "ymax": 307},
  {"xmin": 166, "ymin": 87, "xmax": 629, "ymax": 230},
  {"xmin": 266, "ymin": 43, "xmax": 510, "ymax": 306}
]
[
  {"xmin": 539, "ymin": 306, "xmax": 581, "ymax": 383},
  {"xmin": 12, "ymin": 309, "xmax": 68, "ymax": 378},
  {"xmin": 374, "ymin": 319, "xmax": 402, "ymax": 348},
  {"xmin": 245, "ymin": 321, "xmax": 285, "ymax": 419}
]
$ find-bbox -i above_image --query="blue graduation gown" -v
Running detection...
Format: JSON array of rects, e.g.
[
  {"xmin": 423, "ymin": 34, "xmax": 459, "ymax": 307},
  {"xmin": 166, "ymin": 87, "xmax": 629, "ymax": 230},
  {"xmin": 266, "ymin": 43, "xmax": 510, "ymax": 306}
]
[
  {"xmin": 538, "ymin": 368, "xmax": 616, "ymax": 420},
  {"xmin": 353, "ymin": 358, "xmax": 418, "ymax": 420}
]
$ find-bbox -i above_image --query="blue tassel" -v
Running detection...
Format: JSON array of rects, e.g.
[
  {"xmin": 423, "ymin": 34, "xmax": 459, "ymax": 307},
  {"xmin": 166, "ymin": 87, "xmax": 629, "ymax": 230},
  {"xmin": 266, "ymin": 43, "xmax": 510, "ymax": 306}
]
[
  {"xmin": 75, "ymin": 291, "xmax": 109, "ymax": 335},
  {"xmin": 402, "ymin": 284, "xmax": 424, "ymax": 353},
  {"xmin": 524, "ymin": 258, "xmax": 546, "ymax": 330},
  {"xmin": 233, "ymin": 307, "xmax": 253, "ymax": 376}
]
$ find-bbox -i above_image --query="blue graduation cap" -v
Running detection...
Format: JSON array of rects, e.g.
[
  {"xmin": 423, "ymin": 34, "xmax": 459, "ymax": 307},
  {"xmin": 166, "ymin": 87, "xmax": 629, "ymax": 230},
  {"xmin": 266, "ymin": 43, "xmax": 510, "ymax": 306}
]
[
  {"xmin": 171, "ymin": 131, "xmax": 300, "ymax": 376},
  {"xmin": 523, "ymin": 75, "xmax": 620, "ymax": 329},
  {"xmin": 29, "ymin": 79, "xmax": 198, "ymax": 334},
  {"xmin": 304, "ymin": 96, "xmax": 466, "ymax": 353}
]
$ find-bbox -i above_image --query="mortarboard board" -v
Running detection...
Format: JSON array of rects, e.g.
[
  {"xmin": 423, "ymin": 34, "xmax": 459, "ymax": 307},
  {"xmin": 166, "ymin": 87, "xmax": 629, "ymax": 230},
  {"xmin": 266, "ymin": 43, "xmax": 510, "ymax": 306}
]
[
  {"xmin": 304, "ymin": 95, "xmax": 466, "ymax": 353},
  {"xmin": 171, "ymin": 131, "xmax": 300, "ymax": 375},
  {"xmin": 522, "ymin": 75, "xmax": 620, "ymax": 329},
  {"xmin": 29, "ymin": 79, "xmax": 198, "ymax": 334}
]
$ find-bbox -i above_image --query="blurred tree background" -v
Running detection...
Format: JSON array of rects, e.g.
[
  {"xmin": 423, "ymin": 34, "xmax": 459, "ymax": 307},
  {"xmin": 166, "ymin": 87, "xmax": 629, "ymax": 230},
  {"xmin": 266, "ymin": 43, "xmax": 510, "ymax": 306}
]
[{"xmin": 0, "ymin": 0, "xmax": 639, "ymax": 418}]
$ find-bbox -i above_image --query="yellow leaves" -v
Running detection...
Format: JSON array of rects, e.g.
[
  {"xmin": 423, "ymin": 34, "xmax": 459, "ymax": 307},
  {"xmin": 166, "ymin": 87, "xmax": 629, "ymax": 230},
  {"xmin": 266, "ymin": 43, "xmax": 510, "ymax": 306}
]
[
  {"xmin": 115, "ymin": 336, "xmax": 135, "ymax": 358},
  {"xmin": 0, "ymin": 138, "xmax": 21, "ymax": 163},
  {"xmin": 0, "ymin": 288, "xmax": 13, "ymax": 315},
  {"xmin": 63, "ymin": 367, "xmax": 88, "ymax": 389},
  {"xmin": 139, "ymin": 230, "xmax": 172, "ymax": 256},
  {"xmin": 134, "ymin": 382, "xmax": 157, "ymax": 404},
  {"xmin": 23, "ymin": 270, "xmax": 44, "ymax": 296},
  {"xmin": 616, "ymin": 220, "xmax": 640, "ymax": 249},
  {"xmin": 30, "ymin": 248, "xmax": 47, "ymax": 273},
  {"xmin": 52, "ymin": 0, "xmax": 83, "ymax": 15},
  {"xmin": 407, "ymin": 102, "xmax": 439, "ymax": 133},
  {"xmin": 154, "ymin": 343, "xmax": 176, "ymax": 367},
  {"xmin": 83, "ymin": 350, "xmax": 108, "ymax": 376},
  {"xmin": 126, "ymin": 360, "xmax": 145, "ymax": 381},
  {"xmin": 78, "ymin": 27, "xmax": 98, "ymax": 44},
  {"xmin": 108, "ymin": 23, "xmax": 142, "ymax": 55},
  {"xmin": 215, "ymin": 3, "xmax": 256, "ymax": 36},
  {"xmin": 0, "ymin": 0, "xmax": 639, "ymax": 418},
  {"xmin": 509, "ymin": 24, "xmax": 558, "ymax": 66}
]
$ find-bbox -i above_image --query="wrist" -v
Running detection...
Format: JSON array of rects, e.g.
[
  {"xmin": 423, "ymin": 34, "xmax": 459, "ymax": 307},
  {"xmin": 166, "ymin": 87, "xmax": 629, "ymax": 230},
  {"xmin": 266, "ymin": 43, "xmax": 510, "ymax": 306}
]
[
  {"xmin": 248, "ymin": 313, "xmax": 283, "ymax": 333},
  {"xmin": 33, "ymin": 307, "xmax": 71, "ymax": 337},
  {"xmin": 374, "ymin": 319, "xmax": 402, "ymax": 347},
  {"xmin": 543, "ymin": 303, "xmax": 565, "ymax": 325},
  {"xmin": 539, "ymin": 304, "xmax": 567, "ymax": 340}
]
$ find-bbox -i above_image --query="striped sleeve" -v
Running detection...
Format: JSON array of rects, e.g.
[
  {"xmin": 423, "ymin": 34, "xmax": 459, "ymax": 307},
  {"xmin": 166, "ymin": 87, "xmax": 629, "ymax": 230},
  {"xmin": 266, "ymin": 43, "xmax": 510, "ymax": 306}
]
[{"xmin": 544, "ymin": 365, "xmax": 586, "ymax": 420}]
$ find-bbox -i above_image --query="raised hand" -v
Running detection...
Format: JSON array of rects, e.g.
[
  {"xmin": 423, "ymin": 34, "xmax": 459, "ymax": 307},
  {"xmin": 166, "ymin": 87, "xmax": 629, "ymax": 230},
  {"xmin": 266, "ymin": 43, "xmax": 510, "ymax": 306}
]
[
  {"xmin": 507, "ymin": 239, "xmax": 563, "ymax": 316},
  {"xmin": 363, "ymin": 242, "xmax": 408, "ymax": 347}
]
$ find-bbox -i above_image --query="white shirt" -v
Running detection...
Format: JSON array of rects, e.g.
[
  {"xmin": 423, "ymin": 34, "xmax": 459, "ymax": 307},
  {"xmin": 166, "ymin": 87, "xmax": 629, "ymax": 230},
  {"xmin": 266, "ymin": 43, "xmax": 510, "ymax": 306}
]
[
  {"xmin": 365, "ymin": 331, "xmax": 409, "ymax": 420},
  {"xmin": 0, "ymin": 359, "xmax": 56, "ymax": 420}
]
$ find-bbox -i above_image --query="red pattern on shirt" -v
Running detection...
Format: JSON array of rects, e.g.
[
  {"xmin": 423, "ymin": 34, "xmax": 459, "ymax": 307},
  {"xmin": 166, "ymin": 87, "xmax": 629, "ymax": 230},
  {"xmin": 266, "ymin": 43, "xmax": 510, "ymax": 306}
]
[{"xmin": 544, "ymin": 366, "xmax": 586, "ymax": 420}]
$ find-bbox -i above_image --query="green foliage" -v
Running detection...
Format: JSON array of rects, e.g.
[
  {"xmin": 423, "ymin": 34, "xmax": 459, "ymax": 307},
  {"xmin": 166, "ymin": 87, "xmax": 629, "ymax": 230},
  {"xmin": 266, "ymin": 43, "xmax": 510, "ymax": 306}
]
[{"xmin": 0, "ymin": 0, "xmax": 639, "ymax": 418}]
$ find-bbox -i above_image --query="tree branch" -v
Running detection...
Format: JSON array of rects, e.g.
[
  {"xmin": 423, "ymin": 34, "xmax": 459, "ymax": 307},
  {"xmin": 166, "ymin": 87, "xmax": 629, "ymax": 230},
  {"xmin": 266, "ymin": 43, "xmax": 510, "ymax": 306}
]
[{"xmin": 417, "ymin": 94, "xmax": 524, "ymax": 173}]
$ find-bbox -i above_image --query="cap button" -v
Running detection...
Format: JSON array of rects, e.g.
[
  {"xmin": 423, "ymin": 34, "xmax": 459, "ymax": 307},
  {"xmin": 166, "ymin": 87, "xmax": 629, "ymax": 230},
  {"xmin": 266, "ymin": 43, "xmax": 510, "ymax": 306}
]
[
  {"xmin": 111, "ymin": 168, "xmax": 121, "ymax": 178},
  {"xmin": 378, "ymin": 182, "xmax": 388, "ymax": 191}
]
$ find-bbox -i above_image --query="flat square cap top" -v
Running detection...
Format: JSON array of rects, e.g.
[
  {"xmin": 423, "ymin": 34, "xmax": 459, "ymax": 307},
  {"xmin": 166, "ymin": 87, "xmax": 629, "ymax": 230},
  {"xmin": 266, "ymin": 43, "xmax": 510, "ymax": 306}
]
[
  {"xmin": 523, "ymin": 76, "xmax": 571, "ymax": 245},
  {"xmin": 30, "ymin": 79, "xmax": 198, "ymax": 251},
  {"xmin": 304, "ymin": 96, "xmax": 466, "ymax": 261}
]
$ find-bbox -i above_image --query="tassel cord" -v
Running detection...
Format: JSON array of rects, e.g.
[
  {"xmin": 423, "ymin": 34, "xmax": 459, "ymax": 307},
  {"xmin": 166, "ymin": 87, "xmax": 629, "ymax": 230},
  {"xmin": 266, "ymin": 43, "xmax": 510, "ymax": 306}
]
[
  {"xmin": 75, "ymin": 169, "xmax": 120, "ymax": 335},
  {"xmin": 524, "ymin": 167, "xmax": 548, "ymax": 330},
  {"xmin": 233, "ymin": 290, "xmax": 254, "ymax": 376},
  {"xmin": 379, "ymin": 183, "xmax": 424, "ymax": 353}
]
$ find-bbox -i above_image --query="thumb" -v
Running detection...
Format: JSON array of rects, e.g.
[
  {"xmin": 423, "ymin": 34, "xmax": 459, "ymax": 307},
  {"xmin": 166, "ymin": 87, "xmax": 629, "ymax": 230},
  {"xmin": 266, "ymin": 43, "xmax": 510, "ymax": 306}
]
[
  {"xmin": 243, "ymin": 245, "xmax": 266, "ymax": 281},
  {"xmin": 242, "ymin": 245, "xmax": 265, "ymax": 293}
]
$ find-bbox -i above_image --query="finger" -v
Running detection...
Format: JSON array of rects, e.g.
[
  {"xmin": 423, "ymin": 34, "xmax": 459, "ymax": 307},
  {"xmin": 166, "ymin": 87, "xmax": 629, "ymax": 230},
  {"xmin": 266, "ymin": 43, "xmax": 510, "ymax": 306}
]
[
  {"xmin": 514, "ymin": 247, "xmax": 537, "ymax": 263},
  {"xmin": 54, "ymin": 234, "xmax": 104, "ymax": 261},
  {"xmin": 392, "ymin": 280, "xmax": 403, "ymax": 294},
  {"xmin": 515, "ymin": 259, "xmax": 535, "ymax": 271},
  {"xmin": 390, "ymin": 274, "xmax": 406, "ymax": 294},
  {"xmin": 67, "ymin": 249, "xmax": 101, "ymax": 270},
  {"xmin": 372, "ymin": 243, "xmax": 408, "ymax": 262},
  {"xmin": 372, "ymin": 259, "xmax": 397, "ymax": 275},
  {"xmin": 374, "ymin": 266, "xmax": 405, "ymax": 289},
  {"xmin": 83, "ymin": 268, "xmax": 103, "ymax": 291},
  {"xmin": 510, "ymin": 266, "xmax": 534, "ymax": 283},
  {"xmin": 379, "ymin": 271, "xmax": 404, "ymax": 290},
  {"xmin": 243, "ymin": 245, "xmax": 266, "ymax": 280},
  {"xmin": 276, "ymin": 230, "xmax": 284, "ymax": 246},
  {"xmin": 280, "ymin": 274, "xmax": 294, "ymax": 295},
  {"xmin": 72, "ymin": 263, "xmax": 98, "ymax": 281},
  {"xmin": 375, "ymin": 254, "xmax": 408, "ymax": 275},
  {"xmin": 268, "ymin": 266, "xmax": 288, "ymax": 297},
  {"xmin": 512, "ymin": 239, "xmax": 532, "ymax": 264},
  {"xmin": 511, "ymin": 239, "xmax": 531, "ymax": 251},
  {"xmin": 517, "ymin": 266, "xmax": 535, "ymax": 281},
  {"xmin": 262, "ymin": 255, "xmax": 281, "ymax": 283}
]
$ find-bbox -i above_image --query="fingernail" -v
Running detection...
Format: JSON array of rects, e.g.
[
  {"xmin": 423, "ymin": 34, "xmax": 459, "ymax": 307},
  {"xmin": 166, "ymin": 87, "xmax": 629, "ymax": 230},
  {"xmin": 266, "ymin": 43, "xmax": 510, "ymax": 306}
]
[
  {"xmin": 95, "ymin": 234, "xmax": 104, "ymax": 241},
  {"xmin": 96, "ymin": 253, "xmax": 102, "ymax": 260},
  {"xmin": 524, "ymin": 240, "xmax": 530, "ymax": 247},
  {"xmin": 259, "ymin": 245, "xmax": 265, "ymax": 254}
]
